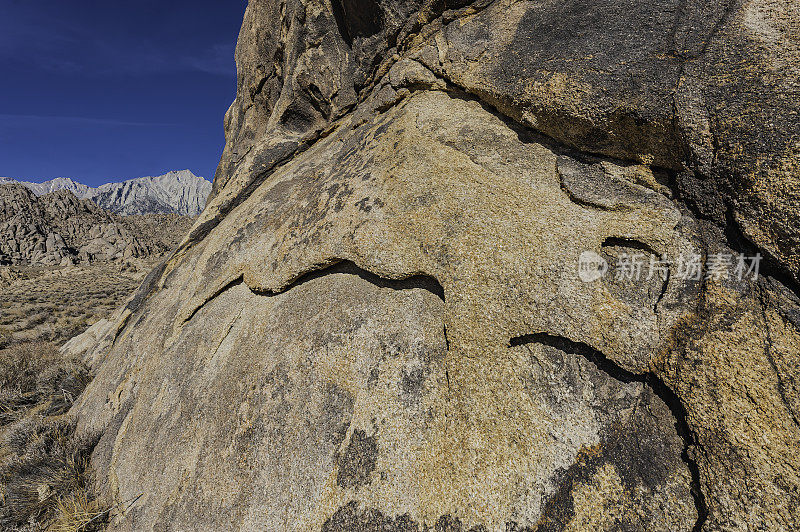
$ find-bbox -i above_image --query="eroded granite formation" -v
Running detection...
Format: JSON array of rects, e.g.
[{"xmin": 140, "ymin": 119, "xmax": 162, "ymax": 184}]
[
  {"xmin": 64, "ymin": 1, "xmax": 799, "ymax": 530},
  {"xmin": 0, "ymin": 185, "xmax": 191, "ymax": 266}
]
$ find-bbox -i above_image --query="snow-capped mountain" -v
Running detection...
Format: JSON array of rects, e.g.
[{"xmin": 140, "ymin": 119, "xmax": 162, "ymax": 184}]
[{"xmin": 0, "ymin": 170, "xmax": 211, "ymax": 216}]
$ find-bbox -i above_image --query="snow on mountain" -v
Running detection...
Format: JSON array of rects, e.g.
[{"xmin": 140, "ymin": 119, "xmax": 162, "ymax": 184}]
[{"xmin": 0, "ymin": 170, "xmax": 211, "ymax": 216}]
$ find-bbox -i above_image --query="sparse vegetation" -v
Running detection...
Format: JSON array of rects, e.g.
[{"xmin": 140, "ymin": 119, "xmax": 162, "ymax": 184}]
[
  {"xmin": 0, "ymin": 342, "xmax": 90, "ymax": 426},
  {"xmin": 0, "ymin": 343, "xmax": 106, "ymax": 531},
  {"xmin": 0, "ymin": 417, "xmax": 106, "ymax": 531},
  {"xmin": 0, "ymin": 327, "xmax": 11, "ymax": 350},
  {"xmin": 0, "ymin": 264, "xmax": 149, "ymax": 346},
  {"xmin": 0, "ymin": 263, "xmax": 151, "ymax": 531},
  {"xmin": 0, "ymin": 181, "xmax": 197, "ymax": 530}
]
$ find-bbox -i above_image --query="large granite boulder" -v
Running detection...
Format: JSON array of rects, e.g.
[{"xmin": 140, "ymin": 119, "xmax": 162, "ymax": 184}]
[{"xmin": 66, "ymin": 1, "xmax": 800, "ymax": 530}]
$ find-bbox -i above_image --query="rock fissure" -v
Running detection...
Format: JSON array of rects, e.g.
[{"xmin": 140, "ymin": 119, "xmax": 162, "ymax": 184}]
[
  {"xmin": 429, "ymin": 76, "xmax": 681, "ymax": 178},
  {"xmin": 211, "ymin": 307, "xmax": 246, "ymax": 361},
  {"xmin": 182, "ymin": 259, "xmax": 445, "ymax": 327},
  {"xmin": 250, "ymin": 260, "xmax": 445, "ymax": 301},
  {"xmin": 601, "ymin": 237, "xmax": 661, "ymax": 258},
  {"xmin": 667, "ymin": 166, "xmax": 800, "ymax": 303},
  {"xmin": 685, "ymin": 0, "xmax": 737, "ymax": 61},
  {"xmin": 723, "ymin": 206, "xmax": 800, "ymax": 299},
  {"xmin": 509, "ymin": 332, "xmax": 709, "ymax": 532},
  {"xmin": 756, "ymin": 283, "xmax": 800, "ymax": 431},
  {"xmin": 656, "ymin": 267, "xmax": 672, "ymax": 312},
  {"xmin": 181, "ymin": 275, "xmax": 245, "ymax": 326},
  {"xmin": 402, "ymin": 0, "xmax": 499, "ymax": 47},
  {"xmin": 351, "ymin": 0, "xmax": 499, "ymax": 94}
]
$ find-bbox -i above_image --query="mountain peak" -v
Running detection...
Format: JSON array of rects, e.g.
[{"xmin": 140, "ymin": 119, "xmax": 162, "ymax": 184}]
[{"xmin": 0, "ymin": 171, "xmax": 212, "ymax": 216}]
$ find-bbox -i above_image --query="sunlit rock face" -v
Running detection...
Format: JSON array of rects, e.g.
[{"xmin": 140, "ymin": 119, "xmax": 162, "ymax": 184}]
[{"xmin": 67, "ymin": 1, "xmax": 800, "ymax": 530}]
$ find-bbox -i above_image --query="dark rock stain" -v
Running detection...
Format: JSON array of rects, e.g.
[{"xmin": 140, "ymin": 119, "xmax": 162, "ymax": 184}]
[
  {"xmin": 322, "ymin": 501, "xmax": 418, "ymax": 531},
  {"xmin": 367, "ymin": 367, "xmax": 380, "ymax": 389},
  {"xmin": 400, "ymin": 366, "xmax": 427, "ymax": 398},
  {"xmin": 321, "ymin": 503, "xmax": 493, "ymax": 531},
  {"xmin": 336, "ymin": 429, "xmax": 378, "ymax": 489},
  {"xmin": 323, "ymin": 384, "xmax": 355, "ymax": 448},
  {"xmin": 510, "ymin": 333, "xmax": 708, "ymax": 531}
]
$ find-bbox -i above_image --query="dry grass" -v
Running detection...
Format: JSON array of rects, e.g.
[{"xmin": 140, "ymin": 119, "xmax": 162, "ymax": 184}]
[
  {"xmin": 0, "ymin": 417, "xmax": 106, "ymax": 531},
  {"xmin": 0, "ymin": 263, "xmax": 153, "ymax": 531},
  {"xmin": 0, "ymin": 343, "xmax": 90, "ymax": 427},
  {"xmin": 50, "ymin": 491, "xmax": 105, "ymax": 532},
  {"xmin": 0, "ymin": 343, "xmax": 106, "ymax": 531},
  {"xmin": 0, "ymin": 264, "xmax": 151, "ymax": 347}
]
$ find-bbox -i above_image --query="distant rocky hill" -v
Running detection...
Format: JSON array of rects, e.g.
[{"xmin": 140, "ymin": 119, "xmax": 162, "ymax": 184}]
[
  {"xmin": 0, "ymin": 184, "xmax": 195, "ymax": 266},
  {"xmin": 0, "ymin": 170, "xmax": 211, "ymax": 216}
]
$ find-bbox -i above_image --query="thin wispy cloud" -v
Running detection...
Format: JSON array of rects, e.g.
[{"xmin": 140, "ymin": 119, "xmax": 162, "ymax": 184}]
[
  {"xmin": 0, "ymin": 3, "xmax": 236, "ymax": 78},
  {"xmin": 184, "ymin": 44, "xmax": 237, "ymax": 76},
  {"xmin": 0, "ymin": 114, "xmax": 179, "ymax": 127},
  {"xmin": 0, "ymin": 41, "xmax": 235, "ymax": 78}
]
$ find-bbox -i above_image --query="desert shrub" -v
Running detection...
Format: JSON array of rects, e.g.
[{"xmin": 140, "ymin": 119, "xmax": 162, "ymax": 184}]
[
  {"xmin": 33, "ymin": 330, "xmax": 56, "ymax": 344},
  {"xmin": 21, "ymin": 313, "xmax": 48, "ymax": 330},
  {"xmin": 0, "ymin": 343, "xmax": 105, "ymax": 531},
  {"xmin": 37, "ymin": 304, "xmax": 57, "ymax": 314},
  {"xmin": 0, "ymin": 327, "xmax": 12, "ymax": 349},
  {"xmin": 66, "ymin": 307, "xmax": 85, "ymax": 318},
  {"xmin": 0, "ymin": 416, "xmax": 106, "ymax": 531},
  {"xmin": 0, "ymin": 343, "xmax": 62, "ymax": 394},
  {"xmin": 61, "ymin": 320, "xmax": 92, "ymax": 344},
  {"xmin": 0, "ymin": 343, "xmax": 90, "ymax": 426}
]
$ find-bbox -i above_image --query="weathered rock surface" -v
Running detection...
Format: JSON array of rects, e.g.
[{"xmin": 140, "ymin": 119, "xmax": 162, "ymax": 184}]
[
  {"xmin": 0, "ymin": 185, "xmax": 194, "ymax": 266},
  {"xmin": 64, "ymin": 1, "xmax": 800, "ymax": 530}
]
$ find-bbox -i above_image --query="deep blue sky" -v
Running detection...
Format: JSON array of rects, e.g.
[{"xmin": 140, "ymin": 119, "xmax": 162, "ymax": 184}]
[{"xmin": 0, "ymin": 1, "xmax": 248, "ymax": 187}]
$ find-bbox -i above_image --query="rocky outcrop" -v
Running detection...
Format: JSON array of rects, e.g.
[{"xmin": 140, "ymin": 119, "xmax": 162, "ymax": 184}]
[
  {"xmin": 1, "ymin": 170, "xmax": 212, "ymax": 216},
  {"xmin": 64, "ymin": 1, "xmax": 800, "ymax": 530},
  {"xmin": 0, "ymin": 185, "xmax": 193, "ymax": 266}
]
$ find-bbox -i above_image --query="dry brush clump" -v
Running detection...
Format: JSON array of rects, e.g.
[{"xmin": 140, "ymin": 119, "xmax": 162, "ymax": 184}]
[
  {"xmin": 0, "ymin": 327, "xmax": 12, "ymax": 350},
  {"xmin": 0, "ymin": 342, "xmax": 108, "ymax": 531},
  {"xmin": 0, "ymin": 417, "xmax": 105, "ymax": 531},
  {"xmin": 0, "ymin": 342, "xmax": 90, "ymax": 426}
]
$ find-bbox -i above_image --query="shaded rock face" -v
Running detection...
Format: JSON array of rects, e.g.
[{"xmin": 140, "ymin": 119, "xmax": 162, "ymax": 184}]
[{"xmin": 66, "ymin": 1, "xmax": 800, "ymax": 530}]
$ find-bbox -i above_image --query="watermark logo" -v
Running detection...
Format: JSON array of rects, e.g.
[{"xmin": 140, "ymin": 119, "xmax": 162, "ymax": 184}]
[
  {"xmin": 578, "ymin": 252, "xmax": 761, "ymax": 283},
  {"xmin": 578, "ymin": 251, "xmax": 609, "ymax": 283}
]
